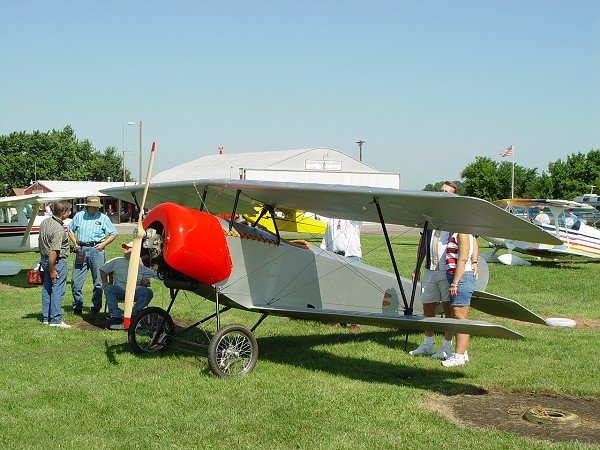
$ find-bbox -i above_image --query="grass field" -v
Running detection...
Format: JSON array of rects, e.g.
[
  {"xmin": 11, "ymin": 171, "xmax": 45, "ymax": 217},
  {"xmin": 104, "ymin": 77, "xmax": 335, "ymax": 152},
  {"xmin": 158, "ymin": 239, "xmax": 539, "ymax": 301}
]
[{"xmin": 1, "ymin": 234, "xmax": 599, "ymax": 449}]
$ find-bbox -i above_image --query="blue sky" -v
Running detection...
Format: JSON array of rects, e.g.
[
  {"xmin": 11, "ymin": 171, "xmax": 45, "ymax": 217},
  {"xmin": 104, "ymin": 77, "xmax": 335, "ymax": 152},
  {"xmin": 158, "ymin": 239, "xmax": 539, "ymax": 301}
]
[{"xmin": 1, "ymin": 0, "xmax": 598, "ymax": 189}]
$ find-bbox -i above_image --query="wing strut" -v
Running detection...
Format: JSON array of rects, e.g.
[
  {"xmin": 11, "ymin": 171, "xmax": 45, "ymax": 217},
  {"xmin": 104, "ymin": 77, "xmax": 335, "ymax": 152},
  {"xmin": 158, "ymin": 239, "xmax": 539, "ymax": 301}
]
[
  {"xmin": 409, "ymin": 221, "xmax": 428, "ymax": 313},
  {"xmin": 229, "ymin": 190, "xmax": 241, "ymax": 231},
  {"xmin": 268, "ymin": 206, "xmax": 281, "ymax": 245},
  {"xmin": 251, "ymin": 206, "xmax": 268, "ymax": 228},
  {"xmin": 199, "ymin": 188, "xmax": 208, "ymax": 212},
  {"xmin": 20, "ymin": 204, "xmax": 41, "ymax": 247},
  {"xmin": 373, "ymin": 198, "xmax": 410, "ymax": 313}
]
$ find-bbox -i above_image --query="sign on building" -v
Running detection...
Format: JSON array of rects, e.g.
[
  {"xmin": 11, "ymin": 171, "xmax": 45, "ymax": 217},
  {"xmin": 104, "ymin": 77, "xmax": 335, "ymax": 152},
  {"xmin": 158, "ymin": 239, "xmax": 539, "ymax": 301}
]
[{"xmin": 305, "ymin": 160, "xmax": 342, "ymax": 171}]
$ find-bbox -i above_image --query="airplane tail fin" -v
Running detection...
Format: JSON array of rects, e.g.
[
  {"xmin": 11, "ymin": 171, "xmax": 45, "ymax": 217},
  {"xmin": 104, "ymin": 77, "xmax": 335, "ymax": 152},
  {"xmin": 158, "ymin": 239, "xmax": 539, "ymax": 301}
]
[{"xmin": 470, "ymin": 290, "xmax": 546, "ymax": 325}]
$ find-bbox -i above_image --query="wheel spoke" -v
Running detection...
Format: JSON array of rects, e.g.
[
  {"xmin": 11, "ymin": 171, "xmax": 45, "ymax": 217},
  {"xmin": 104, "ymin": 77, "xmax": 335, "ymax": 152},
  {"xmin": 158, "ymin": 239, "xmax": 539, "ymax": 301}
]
[
  {"xmin": 132, "ymin": 311, "xmax": 172, "ymax": 352},
  {"xmin": 216, "ymin": 331, "xmax": 253, "ymax": 375}
]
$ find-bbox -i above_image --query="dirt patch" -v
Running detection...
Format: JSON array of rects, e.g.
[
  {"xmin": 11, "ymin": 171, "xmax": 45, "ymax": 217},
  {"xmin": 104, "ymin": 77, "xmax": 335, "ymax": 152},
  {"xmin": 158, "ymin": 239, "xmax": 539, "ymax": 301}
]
[
  {"xmin": 511, "ymin": 316, "xmax": 600, "ymax": 330},
  {"xmin": 428, "ymin": 390, "xmax": 600, "ymax": 444},
  {"xmin": 72, "ymin": 316, "xmax": 118, "ymax": 331},
  {"xmin": 0, "ymin": 283, "xmax": 26, "ymax": 291},
  {"xmin": 571, "ymin": 317, "xmax": 600, "ymax": 329}
]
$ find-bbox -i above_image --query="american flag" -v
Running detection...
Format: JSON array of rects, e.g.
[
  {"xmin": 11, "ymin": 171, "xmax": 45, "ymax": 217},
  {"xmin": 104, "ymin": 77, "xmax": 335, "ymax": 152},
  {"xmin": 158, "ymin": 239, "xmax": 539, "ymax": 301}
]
[{"xmin": 500, "ymin": 145, "xmax": 513, "ymax": 157}]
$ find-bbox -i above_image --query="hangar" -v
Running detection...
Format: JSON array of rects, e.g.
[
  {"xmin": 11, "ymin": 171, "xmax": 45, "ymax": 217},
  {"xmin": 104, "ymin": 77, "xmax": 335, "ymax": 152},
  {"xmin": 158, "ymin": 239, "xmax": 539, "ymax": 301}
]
[{"xmin": 152, "ymin": 147, "xmax": 401, "ymax": 189}]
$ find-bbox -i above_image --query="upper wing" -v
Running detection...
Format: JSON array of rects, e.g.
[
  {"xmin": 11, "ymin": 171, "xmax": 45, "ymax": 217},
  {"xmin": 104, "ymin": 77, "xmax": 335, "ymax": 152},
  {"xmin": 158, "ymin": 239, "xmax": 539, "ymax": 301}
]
[
  {"xmin": 102, "ymin": 179, "xmax": 561, "ymax": 244},
  {"xmin": 0, "ymin": 190, "xmax": 95, "ymax": 207}
]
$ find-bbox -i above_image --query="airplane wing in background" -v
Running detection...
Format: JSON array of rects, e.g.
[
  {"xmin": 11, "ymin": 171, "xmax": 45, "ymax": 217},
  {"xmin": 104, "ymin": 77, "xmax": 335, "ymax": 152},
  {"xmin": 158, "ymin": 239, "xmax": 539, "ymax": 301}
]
[
  {"xmin": 495, "ymin": 198, "xmax": 596, "ymax": 211},
  {"xmin": 102, "ymin": 179, "xmax": 562, "ymax": 245},
  {"xmin": 0, "ymin": 190, "xmax": 96, "ymax": 208}
]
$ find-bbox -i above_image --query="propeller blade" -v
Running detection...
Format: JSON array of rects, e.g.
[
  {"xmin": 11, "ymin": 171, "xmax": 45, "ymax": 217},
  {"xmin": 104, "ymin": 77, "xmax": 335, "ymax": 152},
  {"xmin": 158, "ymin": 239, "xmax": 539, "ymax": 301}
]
[{"xmin": 123, "ymin": 141, "xmax": 156, "ymax": 329}]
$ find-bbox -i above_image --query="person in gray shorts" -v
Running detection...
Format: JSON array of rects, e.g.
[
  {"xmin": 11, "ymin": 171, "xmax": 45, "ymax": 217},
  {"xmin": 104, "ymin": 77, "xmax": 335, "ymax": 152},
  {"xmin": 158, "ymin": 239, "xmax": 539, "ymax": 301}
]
[{"xmin": 409, "ymin": 181, "xmax": 479, "ymax": 360}]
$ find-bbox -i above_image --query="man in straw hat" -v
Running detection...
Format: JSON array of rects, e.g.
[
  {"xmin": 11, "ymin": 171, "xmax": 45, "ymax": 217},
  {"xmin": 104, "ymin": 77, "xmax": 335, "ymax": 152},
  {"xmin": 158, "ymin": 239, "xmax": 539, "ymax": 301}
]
[{"xmin": 68, "ymin": 195, "xmax": 117, "ymax": 315}]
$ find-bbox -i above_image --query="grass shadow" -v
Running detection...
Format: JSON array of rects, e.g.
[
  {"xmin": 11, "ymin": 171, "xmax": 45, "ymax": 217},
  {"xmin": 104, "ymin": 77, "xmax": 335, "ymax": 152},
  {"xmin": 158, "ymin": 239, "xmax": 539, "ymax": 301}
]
[
  {"xmin": 0, "ymin": 269, "xmax": 34, "ymax": 289},
  {"xmin": 256, "ymin": 329, "xmax": 482, "ymax": 395},
  {"xmin": 104, "ymin": 339, "xmax": 130, "ymax": 365}
]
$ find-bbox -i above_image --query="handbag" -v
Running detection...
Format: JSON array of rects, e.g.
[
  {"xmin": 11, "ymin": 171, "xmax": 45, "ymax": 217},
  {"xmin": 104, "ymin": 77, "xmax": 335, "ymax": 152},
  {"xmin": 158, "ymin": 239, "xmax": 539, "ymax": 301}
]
[{"xmin": 27, "ymin": 265, "xmax": 44, "ymax": 286}]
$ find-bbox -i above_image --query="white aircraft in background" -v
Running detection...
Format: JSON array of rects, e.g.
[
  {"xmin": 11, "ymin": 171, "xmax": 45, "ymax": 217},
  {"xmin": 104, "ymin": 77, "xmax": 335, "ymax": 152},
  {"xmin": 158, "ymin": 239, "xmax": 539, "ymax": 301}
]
[
  {"xmin": 484, "ymin": 198, "xmax": 600, "ymax": 265},
  {"xmin": 0, "ymin": 191, "xmax": 94, "ymax": 254}
]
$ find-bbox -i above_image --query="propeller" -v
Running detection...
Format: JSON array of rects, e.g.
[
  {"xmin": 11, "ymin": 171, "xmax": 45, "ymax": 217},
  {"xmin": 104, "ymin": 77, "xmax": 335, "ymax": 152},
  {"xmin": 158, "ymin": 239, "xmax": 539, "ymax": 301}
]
[{"xmin": 122, "ymin": 141, "xmax": 156, "ymax": 329}]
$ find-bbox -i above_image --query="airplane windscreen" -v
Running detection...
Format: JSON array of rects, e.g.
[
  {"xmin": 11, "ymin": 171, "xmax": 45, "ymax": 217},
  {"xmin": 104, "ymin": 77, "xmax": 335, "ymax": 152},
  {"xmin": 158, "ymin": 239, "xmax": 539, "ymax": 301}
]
[{"xmin": 23, "ymin": 204, "xmax": 33, "ymax": 219}]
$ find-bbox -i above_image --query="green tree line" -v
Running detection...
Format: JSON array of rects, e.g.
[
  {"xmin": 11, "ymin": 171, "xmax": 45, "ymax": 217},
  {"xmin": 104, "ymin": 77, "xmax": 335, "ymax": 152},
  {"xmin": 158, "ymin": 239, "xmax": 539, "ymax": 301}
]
[
  {"xmin": 0, "ymin": 126, "xmax": 133, "ymax": 196},
  {"xmin": 424, "ymin": 149, "xmax": 600, "ymax": 201}
]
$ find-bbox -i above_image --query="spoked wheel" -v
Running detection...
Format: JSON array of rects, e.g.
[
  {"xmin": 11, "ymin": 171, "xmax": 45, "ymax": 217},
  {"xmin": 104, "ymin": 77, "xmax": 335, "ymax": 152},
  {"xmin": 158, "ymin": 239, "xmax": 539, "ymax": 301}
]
[
  {"xmin": 128, "ymin": 307, "xmax": 175, "ymax": 354},
  {"xmin": 208, "ymin": 324, "xmax": 258, "ymax": 377}
]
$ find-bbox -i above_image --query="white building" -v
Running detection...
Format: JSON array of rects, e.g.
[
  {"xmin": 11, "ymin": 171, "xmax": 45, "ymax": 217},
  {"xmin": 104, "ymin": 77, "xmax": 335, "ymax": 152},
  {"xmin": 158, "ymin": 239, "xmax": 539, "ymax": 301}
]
[{"xmin": 152, "ymin": 148, "xmax": 401, "ymax": 189}]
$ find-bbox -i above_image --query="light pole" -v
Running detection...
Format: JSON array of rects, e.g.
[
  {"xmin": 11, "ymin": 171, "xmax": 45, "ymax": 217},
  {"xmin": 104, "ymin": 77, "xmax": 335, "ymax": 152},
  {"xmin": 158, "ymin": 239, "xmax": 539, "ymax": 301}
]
[
  {"xmin": 356, "ymin": 140, "xmax": 365, "ymax": 162},
  {"xmin": 126, "ymin": 121, "xmax": 142, "ymax": 183},
  {"xmin": 120, "ymin": 149, "xmax": 129, "ymax": 186}
]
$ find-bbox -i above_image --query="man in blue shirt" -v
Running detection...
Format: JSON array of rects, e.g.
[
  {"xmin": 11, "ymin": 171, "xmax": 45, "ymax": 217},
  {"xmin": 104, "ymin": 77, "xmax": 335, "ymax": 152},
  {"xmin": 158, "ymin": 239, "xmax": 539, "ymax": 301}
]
[{"xmin": 68, "ymin": 196, "xmax": 117, "ymax": 315}]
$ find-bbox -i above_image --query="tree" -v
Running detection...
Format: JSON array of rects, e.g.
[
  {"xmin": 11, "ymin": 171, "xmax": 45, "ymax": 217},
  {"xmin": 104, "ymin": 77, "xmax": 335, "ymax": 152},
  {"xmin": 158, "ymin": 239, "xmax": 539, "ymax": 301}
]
[
  {"xmin": 548, "ymin": 150, "xmax": 600, "ymax": 200},
  {"xmin": 460, "ymin": 157, "xmax": 500, "ymax": 201},
  {"xmin": 0, "ymin": 126, "xmax": 132, "ymax": 196},
  {"xmin": 496, "ymin": 162, "xmax": 538, "ymax": 199}
]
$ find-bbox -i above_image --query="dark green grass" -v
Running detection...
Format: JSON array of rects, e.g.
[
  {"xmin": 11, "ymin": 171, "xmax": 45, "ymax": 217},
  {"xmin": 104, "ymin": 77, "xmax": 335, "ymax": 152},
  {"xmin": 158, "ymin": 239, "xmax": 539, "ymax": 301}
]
[{"xmin": 0, "ymin": 234, "xmax": 598, "ymax": 449}]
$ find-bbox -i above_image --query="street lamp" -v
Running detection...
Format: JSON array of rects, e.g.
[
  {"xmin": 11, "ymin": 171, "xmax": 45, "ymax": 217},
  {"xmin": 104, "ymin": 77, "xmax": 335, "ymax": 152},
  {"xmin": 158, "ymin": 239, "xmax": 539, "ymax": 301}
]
[
  {"xmin": 356, "ymin": 140, "xmax": 365, "ymax": 162},
  {"xmin": 126, "ymin": 121, "xmax": 142, "ymax": 183},
  {"xmin": 120, "ymin": 148, "xmax": 129, "ymax": 186}
]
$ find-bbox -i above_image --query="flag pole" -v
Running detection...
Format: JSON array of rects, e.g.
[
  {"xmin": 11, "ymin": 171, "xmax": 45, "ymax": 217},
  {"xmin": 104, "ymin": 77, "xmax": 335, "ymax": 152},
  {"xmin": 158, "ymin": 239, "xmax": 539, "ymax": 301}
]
[{"xmin": 511, "ymin": 145, "xmax": 515, "ymax": 199}]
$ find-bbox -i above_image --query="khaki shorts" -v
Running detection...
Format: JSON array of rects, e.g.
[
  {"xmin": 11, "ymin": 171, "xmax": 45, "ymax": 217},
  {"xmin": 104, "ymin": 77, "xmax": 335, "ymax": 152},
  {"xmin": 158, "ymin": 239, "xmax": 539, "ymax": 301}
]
[{"xmin": 421, "ymin": 269, "xmax": 451, "ymax": 304}]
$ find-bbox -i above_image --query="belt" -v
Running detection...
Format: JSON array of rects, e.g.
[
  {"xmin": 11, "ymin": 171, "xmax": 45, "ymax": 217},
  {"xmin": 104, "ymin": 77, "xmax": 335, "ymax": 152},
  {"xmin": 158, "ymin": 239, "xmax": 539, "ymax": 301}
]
[
  {"xmin": 334, "ymin": 251, "xmax": 345, "ymax": 256},
  {"xmin": 78, "ymin": 241, "xmax": 103, "ymax": 247}
]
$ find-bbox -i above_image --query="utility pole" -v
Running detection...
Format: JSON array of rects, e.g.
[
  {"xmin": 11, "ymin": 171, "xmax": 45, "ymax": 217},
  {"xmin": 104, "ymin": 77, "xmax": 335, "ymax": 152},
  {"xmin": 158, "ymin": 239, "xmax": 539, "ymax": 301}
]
[
  {"xmin": 120, "ymin": 150, "xmax": 129, "ymax": 185},
  {"xmin": 356, "ymin": 140, "xmax": 365, "ymax": 162}
]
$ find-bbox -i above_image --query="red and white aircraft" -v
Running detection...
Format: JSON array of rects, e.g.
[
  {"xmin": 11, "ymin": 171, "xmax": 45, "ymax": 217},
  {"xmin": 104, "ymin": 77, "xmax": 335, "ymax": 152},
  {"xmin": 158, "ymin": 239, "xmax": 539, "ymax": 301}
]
[
  {"xmin": 104, "ymin": 169, "xmax": 561, "ymax": 377},
  {"xmin": 0, "ymin": 190, "xmax": 93, "ymax": 253}
]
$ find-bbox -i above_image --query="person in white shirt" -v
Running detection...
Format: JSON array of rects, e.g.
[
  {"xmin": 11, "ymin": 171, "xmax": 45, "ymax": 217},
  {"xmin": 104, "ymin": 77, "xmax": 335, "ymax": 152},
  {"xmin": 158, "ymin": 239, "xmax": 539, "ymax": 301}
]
[
  {"xmin": 320, "ymin": 218, "xmax": 362, "ymax": 262},
  {"xmin": 320, "ymin": 218, "xmax": 362, "ymax": 332},
  {"xmin": 533, "ymin": 207, "xmax": 551, "ymax": 225},
  {"xmin": 410, "ymin": 181, "xmax": 479, "ymax": 360}
]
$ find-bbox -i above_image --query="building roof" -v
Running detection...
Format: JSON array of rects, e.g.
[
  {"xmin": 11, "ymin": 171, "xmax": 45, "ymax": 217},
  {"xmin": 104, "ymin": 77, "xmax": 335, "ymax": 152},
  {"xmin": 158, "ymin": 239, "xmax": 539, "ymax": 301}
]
[{"xmin": 152, "ymin": 147, "xmax": 383, "ymax": 183}]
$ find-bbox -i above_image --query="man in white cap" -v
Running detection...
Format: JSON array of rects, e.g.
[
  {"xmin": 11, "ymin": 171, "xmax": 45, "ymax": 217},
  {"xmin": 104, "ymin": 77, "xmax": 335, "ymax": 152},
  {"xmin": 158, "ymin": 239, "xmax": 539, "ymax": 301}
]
[
  {"xmin": 68, "ymin": 195, "xmax": 117, "ymax": 315},
  {"xmin": 100, "ymin": 242, "xmax": 157, "ymax": 324}
]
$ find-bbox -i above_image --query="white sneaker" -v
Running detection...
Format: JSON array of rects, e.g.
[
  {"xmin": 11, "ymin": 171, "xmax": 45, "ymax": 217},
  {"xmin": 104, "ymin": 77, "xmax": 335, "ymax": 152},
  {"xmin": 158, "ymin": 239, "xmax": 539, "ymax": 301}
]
[
  {"xmin": 431, "ymin": 347, "xmax": 451, "ymax": 360},
  {"xmin": 43, "ymin": 320, "xmax": 49, "ymax": 325},
  {"xmin": 409, "ymin": 343, "xmax": 434, "ymax": 356},
  {"xmin": 441, "ymin": 353, "xmax": 466, "ymax": 367},
  {"xmin": 49, "ymin": 322, "xmax": 72, "ymax": 329},
  {"xmin": 464, "ymin": 351, "xmax": 469, "ymax": 362}
]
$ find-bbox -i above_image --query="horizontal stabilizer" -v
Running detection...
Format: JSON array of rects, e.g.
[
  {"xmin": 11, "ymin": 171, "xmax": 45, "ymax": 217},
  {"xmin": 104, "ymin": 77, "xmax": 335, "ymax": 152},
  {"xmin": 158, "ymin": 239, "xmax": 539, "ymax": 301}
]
[
  {"xmin": 252, "ymin": 304, "xmax": 524, "ymax": 340},
  {"xmin": 471, "ymin": 290, "xmax": 546, "ymax": 325}
]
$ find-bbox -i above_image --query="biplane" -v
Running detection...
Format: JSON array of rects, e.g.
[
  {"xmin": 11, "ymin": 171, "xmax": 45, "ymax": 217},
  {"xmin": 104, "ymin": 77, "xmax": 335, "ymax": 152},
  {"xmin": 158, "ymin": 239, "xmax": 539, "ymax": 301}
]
[
  {"xmin": 103, "ymin": 157, "xmax": 561, "ymax": 377},
  {"xmin": 484, "ymin": 198, "xmax": 600, "ymax": 265}
]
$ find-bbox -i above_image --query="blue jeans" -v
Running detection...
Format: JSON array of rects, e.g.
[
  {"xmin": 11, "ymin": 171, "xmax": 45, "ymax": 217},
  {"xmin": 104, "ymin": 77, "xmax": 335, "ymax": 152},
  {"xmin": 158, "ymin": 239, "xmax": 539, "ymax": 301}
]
[
  {"xmin": 447, "ymin": 271, "xmax": 476, "ymax": 306},
  {"xmin": 71, "ymin": 247, "xmax": 105, "ymax": 310},
  {"xmin": 104, "ymin": 284, "xmax": 153, "ymax": 318},
  {"xmin": 40, "ymin": 257, "xmax": 68, "ymax": 324}
]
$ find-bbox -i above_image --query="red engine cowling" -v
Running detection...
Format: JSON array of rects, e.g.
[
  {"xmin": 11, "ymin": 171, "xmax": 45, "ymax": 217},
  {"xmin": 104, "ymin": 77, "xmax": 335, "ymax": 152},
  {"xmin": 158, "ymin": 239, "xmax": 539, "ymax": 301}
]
[{"xmin": 143, "ymin": 203, "xmax": 232, "ymax": 284}]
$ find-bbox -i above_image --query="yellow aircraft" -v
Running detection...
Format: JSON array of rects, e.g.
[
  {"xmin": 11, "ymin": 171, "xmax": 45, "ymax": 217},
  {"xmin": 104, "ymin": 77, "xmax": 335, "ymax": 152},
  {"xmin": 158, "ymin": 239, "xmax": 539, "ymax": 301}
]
[{"xmin": 243, "ymin": 207, "xmax": 326, "ymax": 235}]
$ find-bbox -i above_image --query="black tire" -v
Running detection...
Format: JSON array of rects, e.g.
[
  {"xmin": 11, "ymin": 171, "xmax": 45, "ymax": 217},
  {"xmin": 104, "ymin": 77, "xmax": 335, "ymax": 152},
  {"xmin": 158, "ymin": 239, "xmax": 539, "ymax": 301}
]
[
  {"xmin": 207, "ymin": 324, "xmax": 258, "ymax": 377},
  {"xmin": 128, "ymin": 307, "xmax": 174, "ymax": 354}
]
